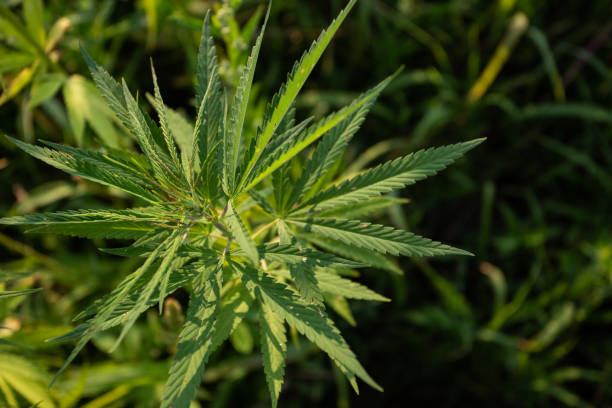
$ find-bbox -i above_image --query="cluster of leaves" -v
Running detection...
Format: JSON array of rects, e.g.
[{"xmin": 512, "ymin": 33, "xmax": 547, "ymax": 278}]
[{"xmin": 1, "ymin": 0, "xmax": 482, "ymax": 406}]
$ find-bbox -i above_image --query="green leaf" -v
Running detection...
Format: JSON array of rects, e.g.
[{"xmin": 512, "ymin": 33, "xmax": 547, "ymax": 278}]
[
  {"xmin": 229, "ymin": 321, "xmax": 254, "ymax": 354},
  {"xmin": 260, "ymin": 301, "xmax": 287, "ymax": 408},
  {"xmin": 285, "ymin": 85, "xmax": 386, "ymax": 210},
  {"xmin": 50, "ymin": 262, "xmax": 202, "ymax": 343},
  {"xmin": 112, "ymin": 230, "xmax": 185, "ymax": 350},
  {"xmin": 225, "ymin": 200, "xmax": 259, "ymax": 264},
  {"xmin": 302, "ymin": 234, "xmax": 403, "ymax": 275},
  {"xmin": 149, "ymin": 60, "xmax": 181, "ymax": 171},
  {"xmin": 0, "ymin": 208, "xmax": 165, "ymax": 239},
  {"xmin": 317, "ymin": 196, "xmax": 409, "ymax": 219},
  {"xmin": 164, "ymin": 106, "xmax": 194, "ymax": 162},
  {"xmin": 277, "ymin": 220, "xmax": 323, "ymax": 305},
  {"xmin": 223, "ymin": 5, "xmax": 270, "ymax": 195},
  {"xmin": 39, "ymin": 140, "xmax": 156, "ymax": 187},
  {"xmin": 241, "ymin": 70, "xmax": 400, "ymax": 194},
  {"xmin": 194, "ymin": 11, "xmax": 223, "ymax": 169},
  {"xmin": 297, "ymin": 139, "xmax": 485, "ymax": 213},
  {"xmin": 273, "ymin": 268, "xmax": 389, "ymax": 302},
  {"xmin": 50, "ymin": 232, "xmax": 177, "ymax": 386},
  {"xmin": 315, "ymin": 270, "xmax": 389, "ymax": 302},
  {"xmin": 80, "ymin": 45, "xmax": 135, "ymax": 137},
  {"xmin": 288, "ymin": 218, "xmax": 471, "ymax": 257},
  {"xmin": 62, "ymin": 75, "xmax": 121, "ymax": 147},
  {"xmin": 0, "ymin": 288, "xmax": 41, "ymax": 299},
  {"xmin": 0, "ymin": 353, "xmax": 54, "ymax": 408},
  {"xmin": 238, "ymin": 263, "xmax": 381, "ymax": 391},
  {"xmin": 210, "ymin": 285, "xmax": 253, "ymax": 352},
  {"xmin": 5, "ymin": 136, "xmax": 160, "ymax": 203},
  {"xmin": 161, "ymin": 265, "xmax": 222, "ymax": 408},
  {"xmin": 27, "ymin": 73, "xmax": 65, "ymax": 108},
  {"xmin": 238, "ymin": 0, "xmax": 358, "ymax": 192},
  {"xmin": 23, "ymin": 0, "xmax": 46, "ymax": 46},
  {"xmin": 244, "ymin": 243, "xmax": 366, "ymax": 269},
  {"xmin": 121, "ymin": 79, "xmax": 184, "ymax": 188}
]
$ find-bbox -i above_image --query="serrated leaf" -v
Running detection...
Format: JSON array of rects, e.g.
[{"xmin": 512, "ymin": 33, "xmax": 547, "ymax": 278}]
[
  {"xmin": 240, "ymin": 70, "xmax": 400, "ymax": 194},
  {"xmin": 50, "ymin": 232, "xmax": 178, "ymax": 386},
  {"xmin": 5, "ymin": 136, "xmax": 161, "ymax": 203},
  {"xmin": 277, "ymin": 220, "xmax": 323, "ymax": 305},
  {"xmin": 285, "ymin": 87, "xmax": 384, "ymax": 210},
  {"xmin": 302, "ymin": 234, "xmax": 403, "ymax": 275},
  {"xmin": 149, "ymin": 61, "xmax": 181, "ymax": 171},
  {"xmin": 0, "ymin": 208, "xmax": 167, "ymax": 239},
  {"xmin": 317, "ymin": 196, "xmax": 409, "ymax": 219},
  {"xmin": 297, "ymin": 139, "xmax": 485, "ymax": 213},
  {"xmin": 121, "ymin": 79, "xmax": 184, "ymax": 189},
  {"xmin": 237, "ymin": 263, "xmax": 381, "ymax": 391},
  {"xmin": 273, "ymin": 268, "xmax": 389, "ymax": 302},
  {"xmin": 288, "ymin": 218, "xmax": 471, "ymax": 257},
  {"xmin": 316, "ymin": 270, "xmax": 389, "ymax": 302},
  {"xmin": 39, "ymin": 140, "xmax": 156, "ymax": 187},
  {"xmin": 210, "ymin": 285, "xmax": 253, "ymax": 352},
  {"xmin": 224, "ymin": 5, "xmax": 270, "ymax": 195},
  {"xmin": 260, "ymin": 301, "xmax": 287, "ymax": 408},
  {"xmin": 238, "ymin": 0, "xmax": 358, "ymax": 193},
  {"xmin": 51, "ymin": 262, "xmax": 203, "ymax": 343},
  {"xmin": 161, "ymin": 265, "xmax": 222, "ymax": 408},
  {"xmin": 164, "ymin": 106, "xmax": 194, "ymax": 160},
  {"xmin": 246, "ymin": 243, "xmax": 366, "ymax": 269},
  {"xmin": 194, "ymin": 12, "xmax": 222, "ymax": 170}
]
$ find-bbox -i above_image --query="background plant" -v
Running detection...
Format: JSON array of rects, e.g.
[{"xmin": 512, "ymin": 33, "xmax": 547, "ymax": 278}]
[{"xmin": 1, "ymin": 0, "xmax": 611, "ymax": 407}]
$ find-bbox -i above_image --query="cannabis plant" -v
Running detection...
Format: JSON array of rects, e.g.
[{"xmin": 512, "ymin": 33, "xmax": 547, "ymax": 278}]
[{"xmin": 1, "ymin": 1, "xmax": 482, "ymax": 406}]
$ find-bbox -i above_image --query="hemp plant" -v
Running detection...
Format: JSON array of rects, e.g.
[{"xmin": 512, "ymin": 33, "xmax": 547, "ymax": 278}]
[{"xmin": 1, "ymin": 0, "xmax": 483, "ymax": 406}]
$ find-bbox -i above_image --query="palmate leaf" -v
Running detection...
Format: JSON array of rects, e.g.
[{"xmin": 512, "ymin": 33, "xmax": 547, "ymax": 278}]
[
  {"xmin": 161, "ymin": 265, "xmax": 222, "ymax": 408},
  {"xmin": 295, "ymin": 139, "xmax": 485, "ymax": 214},
  {"xmin": 0, "ymin": 2, "xmax": 482, "ymax": 406},
  {"xmin": 238, "ymin": 0, "xmax": 358, "ymax": 194},
  {"xmin": 288, "ymin": 218, "xmax": 471, "ymax": 257},
  {"xmin": 237, "ymin": 263, "xmax": 382, "ymax": 391}
]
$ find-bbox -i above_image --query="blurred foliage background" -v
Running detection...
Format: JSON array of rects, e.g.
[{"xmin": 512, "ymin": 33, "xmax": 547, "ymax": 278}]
[{"xmin": 1, "ymin": 0, "xmax": 611, "ymax": 407}]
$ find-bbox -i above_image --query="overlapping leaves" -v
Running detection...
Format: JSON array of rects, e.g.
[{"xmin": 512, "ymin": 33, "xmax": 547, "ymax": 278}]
[{"xmin": 0, "ymin": 1, "xmax": 482, "ymax": 407}]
